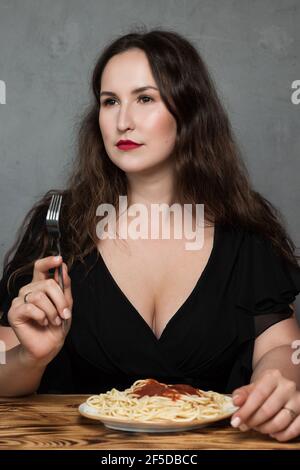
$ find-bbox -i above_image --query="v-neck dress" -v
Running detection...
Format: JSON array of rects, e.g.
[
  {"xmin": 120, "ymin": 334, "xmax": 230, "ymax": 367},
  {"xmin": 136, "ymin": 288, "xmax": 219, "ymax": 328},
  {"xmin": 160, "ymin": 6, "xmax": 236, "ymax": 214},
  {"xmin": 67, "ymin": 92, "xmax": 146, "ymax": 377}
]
[{"xmin": 1, "ymin": 219, "xmax": 300, "ymax": 394}]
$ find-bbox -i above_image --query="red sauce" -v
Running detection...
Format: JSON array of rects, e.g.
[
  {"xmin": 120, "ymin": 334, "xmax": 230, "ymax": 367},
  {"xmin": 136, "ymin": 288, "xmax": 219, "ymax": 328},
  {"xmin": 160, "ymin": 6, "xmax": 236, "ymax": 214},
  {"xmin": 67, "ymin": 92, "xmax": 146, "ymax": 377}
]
[{"xmin": 133, "ymin": 379, "xmax": 204, "ymax": 401}]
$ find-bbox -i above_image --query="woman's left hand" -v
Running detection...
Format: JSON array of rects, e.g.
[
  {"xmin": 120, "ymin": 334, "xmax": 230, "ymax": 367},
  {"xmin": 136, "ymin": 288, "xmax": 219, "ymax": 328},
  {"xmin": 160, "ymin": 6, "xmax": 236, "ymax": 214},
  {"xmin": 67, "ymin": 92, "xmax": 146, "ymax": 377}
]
[{"xmin": 231, "ymin": 369, "xmax": 300, "ymax": 441}]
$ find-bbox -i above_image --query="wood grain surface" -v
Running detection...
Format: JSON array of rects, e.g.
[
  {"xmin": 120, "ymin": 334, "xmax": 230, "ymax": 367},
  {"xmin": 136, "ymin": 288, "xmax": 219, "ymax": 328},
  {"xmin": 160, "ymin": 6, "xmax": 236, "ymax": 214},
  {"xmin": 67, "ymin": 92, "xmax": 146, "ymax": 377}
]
[{"xmin": 0, "ymin": 395, "xmax": 299, "ymax": 450}]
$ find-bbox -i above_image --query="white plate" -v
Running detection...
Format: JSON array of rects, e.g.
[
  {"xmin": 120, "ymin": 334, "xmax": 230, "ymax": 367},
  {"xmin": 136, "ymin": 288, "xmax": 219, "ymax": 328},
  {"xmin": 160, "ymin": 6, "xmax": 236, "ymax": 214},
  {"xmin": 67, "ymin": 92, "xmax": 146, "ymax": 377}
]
[{"xmin": 78, "ymin": 401, "xmax": 238, "ymax": 433}]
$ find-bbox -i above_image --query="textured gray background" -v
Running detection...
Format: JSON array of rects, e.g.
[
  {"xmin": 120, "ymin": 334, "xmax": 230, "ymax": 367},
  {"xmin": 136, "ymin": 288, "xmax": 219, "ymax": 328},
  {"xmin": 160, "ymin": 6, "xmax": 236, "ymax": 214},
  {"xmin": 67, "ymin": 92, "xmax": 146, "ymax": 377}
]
[{"xmin": 0, "ymin": 0, "xmax": 299, "ymax": 314}]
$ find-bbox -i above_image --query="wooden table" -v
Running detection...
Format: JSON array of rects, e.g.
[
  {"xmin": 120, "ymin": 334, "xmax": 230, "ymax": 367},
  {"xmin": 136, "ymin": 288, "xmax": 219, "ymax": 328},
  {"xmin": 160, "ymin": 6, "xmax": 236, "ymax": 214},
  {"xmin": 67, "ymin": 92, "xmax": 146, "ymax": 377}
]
[{"xmin": 0, "ymin": 394, "xmax": 299, "ymax": 450}]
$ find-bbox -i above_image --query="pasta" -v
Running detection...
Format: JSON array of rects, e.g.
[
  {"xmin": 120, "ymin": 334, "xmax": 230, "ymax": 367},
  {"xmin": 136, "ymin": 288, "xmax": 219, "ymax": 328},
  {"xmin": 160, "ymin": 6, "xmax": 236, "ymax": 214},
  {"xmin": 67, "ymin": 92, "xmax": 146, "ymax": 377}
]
[{"xmin": 86, "ymin": 379, "xmax": 234, "ymax": 423}]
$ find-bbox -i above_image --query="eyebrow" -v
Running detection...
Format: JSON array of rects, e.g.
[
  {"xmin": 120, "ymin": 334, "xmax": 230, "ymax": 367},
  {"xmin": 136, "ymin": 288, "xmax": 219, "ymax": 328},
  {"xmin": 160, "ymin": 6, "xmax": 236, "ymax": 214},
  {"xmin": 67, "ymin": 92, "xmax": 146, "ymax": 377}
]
[{"xmin": 100, "ymin": 86, "xmax": 158, "ymax": 98}]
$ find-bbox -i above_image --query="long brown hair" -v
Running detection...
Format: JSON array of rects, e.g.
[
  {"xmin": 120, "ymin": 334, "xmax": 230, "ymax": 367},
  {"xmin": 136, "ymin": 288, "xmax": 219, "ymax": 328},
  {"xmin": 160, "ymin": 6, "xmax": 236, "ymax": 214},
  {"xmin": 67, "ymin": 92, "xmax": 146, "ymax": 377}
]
[{"xmin": 3, "ymin": 27, "xmax": 299, "ymax": 294}]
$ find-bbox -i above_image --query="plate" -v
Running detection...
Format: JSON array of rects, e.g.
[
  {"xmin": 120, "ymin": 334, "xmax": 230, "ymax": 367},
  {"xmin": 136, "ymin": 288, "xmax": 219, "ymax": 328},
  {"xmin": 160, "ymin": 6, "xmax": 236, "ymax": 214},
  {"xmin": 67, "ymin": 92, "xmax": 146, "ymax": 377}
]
[{"xmin": 78, "ymin": 401, "xmax": 238, "ymax": 433}]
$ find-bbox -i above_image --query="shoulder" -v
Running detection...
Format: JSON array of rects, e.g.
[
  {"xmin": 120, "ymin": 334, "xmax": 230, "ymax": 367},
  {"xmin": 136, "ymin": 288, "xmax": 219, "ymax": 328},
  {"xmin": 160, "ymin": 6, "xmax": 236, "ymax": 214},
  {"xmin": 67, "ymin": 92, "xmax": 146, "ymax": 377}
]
[
  {"xmin": 231, "ymin": 225, "xmax": 300, "ymax": 316},
  {"xmin": 220, "ymin": 222, "xmax": 298, "ymax": 269}
]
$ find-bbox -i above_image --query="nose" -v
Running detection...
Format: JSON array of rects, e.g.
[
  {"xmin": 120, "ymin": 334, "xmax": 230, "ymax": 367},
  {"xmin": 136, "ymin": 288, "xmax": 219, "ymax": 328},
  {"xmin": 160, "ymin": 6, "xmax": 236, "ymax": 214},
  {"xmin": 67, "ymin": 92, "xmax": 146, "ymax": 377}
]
[{"xmin": 116, "ymin": 103, "xmax": 135, "ymax": 132}]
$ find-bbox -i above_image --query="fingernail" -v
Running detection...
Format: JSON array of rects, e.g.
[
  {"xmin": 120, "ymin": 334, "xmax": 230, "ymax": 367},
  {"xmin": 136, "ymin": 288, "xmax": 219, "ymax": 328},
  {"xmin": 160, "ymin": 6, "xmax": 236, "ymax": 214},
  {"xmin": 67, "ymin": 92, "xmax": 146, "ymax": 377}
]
[
  {"xmin": 55, "ymin": 316, "xmax": 62, "ymax": 326},
  {"xmin": 62, "ymin": 308, "xmax": 71, "ymax": 319},
  {"xmin": 54, "ymin": 256, "xmax": 61, "ymax": 261},
  {"xmin": 239, "ymin": 424, "xmax": 249, "ymax": 432},
  {"xmin": 231, "ymin": 416, "xmax": 241, "ymax": 428},
  {"xmin": 43, "ymin": 318, "xmax": 48, "ymax": 326}
]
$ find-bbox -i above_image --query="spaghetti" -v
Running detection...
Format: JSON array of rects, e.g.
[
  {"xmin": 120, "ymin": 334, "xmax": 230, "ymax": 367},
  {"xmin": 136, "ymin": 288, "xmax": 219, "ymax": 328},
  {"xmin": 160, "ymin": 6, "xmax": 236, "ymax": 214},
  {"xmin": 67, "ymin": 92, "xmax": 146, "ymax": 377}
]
[{"xmin": 86, "ymin": 379, "xmax": 234, "ymax": 423}]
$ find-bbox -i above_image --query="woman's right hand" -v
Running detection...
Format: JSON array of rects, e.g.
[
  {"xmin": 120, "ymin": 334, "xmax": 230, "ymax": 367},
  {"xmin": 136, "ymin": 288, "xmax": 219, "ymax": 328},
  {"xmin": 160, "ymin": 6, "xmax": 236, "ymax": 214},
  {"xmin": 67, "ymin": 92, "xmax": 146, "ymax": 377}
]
[{"xmin": 7, "ymin": 255, "xmax": 73, "ymax": 367}]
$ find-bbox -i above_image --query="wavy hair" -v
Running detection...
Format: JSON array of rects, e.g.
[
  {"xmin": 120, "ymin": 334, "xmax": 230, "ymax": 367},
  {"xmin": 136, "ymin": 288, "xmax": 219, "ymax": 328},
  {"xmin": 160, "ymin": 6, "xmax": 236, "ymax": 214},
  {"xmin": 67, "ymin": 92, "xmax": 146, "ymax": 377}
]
[{"xmin": 3, "ymin": 27, "xmax": 299, "ymax": 295}]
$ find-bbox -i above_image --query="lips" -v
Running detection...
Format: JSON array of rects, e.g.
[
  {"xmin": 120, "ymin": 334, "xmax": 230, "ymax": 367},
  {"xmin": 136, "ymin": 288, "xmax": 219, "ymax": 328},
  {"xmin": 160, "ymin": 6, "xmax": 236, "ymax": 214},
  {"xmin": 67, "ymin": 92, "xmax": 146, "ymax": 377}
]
[{"xmin": 117, "ymin": 141, "xmax": 143, "ymax": 151}]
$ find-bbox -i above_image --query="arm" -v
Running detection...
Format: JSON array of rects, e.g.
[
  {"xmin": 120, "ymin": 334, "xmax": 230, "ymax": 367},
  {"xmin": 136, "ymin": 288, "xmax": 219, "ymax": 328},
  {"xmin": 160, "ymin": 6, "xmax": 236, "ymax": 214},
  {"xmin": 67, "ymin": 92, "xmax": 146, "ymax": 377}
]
[
  {"xmin": 251, "ymin": 309, "xmax": 300, "ymax": 388},
  {"xmin": 0, "ymin": 256, "xmax": 72, "ymax": 398},
  {"xmin": 0, "ymin": 325, "xmax": 20, "ymax": 350},
  {"xmin": 0, "ymin": 323, "xmax": 45, "ymax": 397},
  {"xmin": 231, "ymin": 304, "xmax": 300, "ymax": 441},
  {"xmin": 0, "ymin": 344, "xmax": 46, "ymax": 397}
]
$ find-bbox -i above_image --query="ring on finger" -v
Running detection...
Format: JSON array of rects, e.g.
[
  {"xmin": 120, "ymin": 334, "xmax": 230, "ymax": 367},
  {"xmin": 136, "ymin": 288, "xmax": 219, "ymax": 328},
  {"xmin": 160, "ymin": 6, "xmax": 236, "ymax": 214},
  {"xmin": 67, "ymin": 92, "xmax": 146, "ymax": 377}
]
[
  {"xmin": 24, "ymin": 291, "xmax": 33, "ymax": 304},
  {"xmin": 283, "ymin": 407, "xmax": 297, "ymax": 421}
]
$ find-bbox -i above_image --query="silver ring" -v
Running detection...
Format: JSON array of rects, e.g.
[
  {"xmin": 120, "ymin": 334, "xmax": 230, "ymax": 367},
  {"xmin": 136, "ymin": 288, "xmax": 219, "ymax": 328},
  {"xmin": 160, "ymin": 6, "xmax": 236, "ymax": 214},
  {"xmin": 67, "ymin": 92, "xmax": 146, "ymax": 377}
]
[
  {"xmin": 24, "ymin": 291, "xmax": 32, "ymax": 304},
  {"xmin": 283, "ymin": 407, "xmax": 297, "ymax": 420}
]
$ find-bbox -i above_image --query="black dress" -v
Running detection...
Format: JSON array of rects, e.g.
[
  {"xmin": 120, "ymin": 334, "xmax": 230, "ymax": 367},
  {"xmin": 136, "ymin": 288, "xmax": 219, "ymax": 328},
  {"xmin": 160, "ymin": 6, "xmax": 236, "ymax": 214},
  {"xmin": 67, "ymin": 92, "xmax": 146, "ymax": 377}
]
[{"xmin": 1, "ymin": 219, "xmax": 300, "ymax": 394}]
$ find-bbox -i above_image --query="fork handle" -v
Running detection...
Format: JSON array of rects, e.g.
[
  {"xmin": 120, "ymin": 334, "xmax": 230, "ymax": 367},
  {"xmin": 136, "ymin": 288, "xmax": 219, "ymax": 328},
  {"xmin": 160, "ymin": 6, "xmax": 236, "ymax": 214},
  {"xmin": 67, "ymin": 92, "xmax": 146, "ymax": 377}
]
[
  {"xmin": 58, "ymin": 264, "xmax": 65, "ymax": 293},
  {"xmin": 56, "ymin": 239, "xmax": 65, "ymax": 293}
]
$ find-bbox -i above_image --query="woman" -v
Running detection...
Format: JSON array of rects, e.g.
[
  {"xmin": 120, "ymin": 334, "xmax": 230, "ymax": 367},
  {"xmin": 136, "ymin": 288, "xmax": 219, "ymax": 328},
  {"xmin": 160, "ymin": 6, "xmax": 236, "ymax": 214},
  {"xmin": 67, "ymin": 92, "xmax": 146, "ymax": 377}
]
[{"xmin": 1, "ymin": 29, "xmax": 300, "ymax": 442}]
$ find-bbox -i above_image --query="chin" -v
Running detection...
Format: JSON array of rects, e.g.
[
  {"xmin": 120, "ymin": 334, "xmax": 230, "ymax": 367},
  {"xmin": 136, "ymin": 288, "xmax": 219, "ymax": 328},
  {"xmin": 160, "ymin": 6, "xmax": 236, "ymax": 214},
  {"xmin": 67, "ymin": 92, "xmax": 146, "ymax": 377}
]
[
  {"xmin": 109, "ymin": 156, "xmax": 152, "ymax": 172},
  {"xmin": 120, "ymin": 164, "xmax": 153, "ymax": 174}
]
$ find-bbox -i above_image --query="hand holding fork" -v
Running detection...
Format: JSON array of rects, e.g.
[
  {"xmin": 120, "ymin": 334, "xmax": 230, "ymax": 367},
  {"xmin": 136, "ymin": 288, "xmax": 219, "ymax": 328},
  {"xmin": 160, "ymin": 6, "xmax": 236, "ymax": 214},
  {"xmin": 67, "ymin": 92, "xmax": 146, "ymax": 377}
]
[{"xmin": 7, "ymin": 195, "xmax": 72, "ymax": 366}]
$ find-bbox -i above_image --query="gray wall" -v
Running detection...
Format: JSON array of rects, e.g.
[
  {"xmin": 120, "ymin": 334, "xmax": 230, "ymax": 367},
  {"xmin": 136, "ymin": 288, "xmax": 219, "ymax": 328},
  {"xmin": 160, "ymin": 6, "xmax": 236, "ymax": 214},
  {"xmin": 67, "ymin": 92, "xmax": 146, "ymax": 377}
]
[{"xmin": 0, "ymin": 0, "xmax": 299, "ymax": 312}]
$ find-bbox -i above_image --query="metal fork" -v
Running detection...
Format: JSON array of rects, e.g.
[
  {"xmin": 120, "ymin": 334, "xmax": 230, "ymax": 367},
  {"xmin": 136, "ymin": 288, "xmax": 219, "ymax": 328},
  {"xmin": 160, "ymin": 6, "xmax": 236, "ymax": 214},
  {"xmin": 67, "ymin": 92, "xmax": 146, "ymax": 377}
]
[{"xmin": 46, "ymin": 194, "xmax": 64, "ymax": 293}]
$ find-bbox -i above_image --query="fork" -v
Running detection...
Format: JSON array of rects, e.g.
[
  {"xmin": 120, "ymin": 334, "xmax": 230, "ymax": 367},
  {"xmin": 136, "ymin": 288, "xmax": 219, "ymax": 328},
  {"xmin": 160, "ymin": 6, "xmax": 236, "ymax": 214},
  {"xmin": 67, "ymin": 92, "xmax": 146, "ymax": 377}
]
[{"xmin": 46, "ymin": 194, "xmax": 64, "ymax": 293}]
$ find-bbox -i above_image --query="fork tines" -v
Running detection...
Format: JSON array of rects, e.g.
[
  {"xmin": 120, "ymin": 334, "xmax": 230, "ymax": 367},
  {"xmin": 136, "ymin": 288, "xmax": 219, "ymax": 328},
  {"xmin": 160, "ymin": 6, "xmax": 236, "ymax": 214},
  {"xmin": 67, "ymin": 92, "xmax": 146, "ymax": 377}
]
[{"xmin": 46, "ymin": 194, "xmax": 62, "ymax": 236}]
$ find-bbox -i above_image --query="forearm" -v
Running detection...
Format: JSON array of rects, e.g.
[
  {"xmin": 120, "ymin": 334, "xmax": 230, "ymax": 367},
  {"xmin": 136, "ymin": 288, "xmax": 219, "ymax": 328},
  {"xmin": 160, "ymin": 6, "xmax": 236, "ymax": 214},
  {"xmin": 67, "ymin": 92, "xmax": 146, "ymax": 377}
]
[
  {"xmin": 0, "ymin": 345, "xmax": 46, "ymax": 397},
  {"xmin": 251, "ymin": 345, "xmax": 300, "ymax": 389}
]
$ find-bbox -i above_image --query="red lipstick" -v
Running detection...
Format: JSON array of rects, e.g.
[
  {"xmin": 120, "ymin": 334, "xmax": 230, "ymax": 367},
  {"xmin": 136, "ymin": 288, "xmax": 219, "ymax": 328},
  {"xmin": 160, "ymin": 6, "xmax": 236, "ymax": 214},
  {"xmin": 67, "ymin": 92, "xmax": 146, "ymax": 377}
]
[{"xmin": 116, "ymin": 139, "xmax": 143, "ymax": 151}]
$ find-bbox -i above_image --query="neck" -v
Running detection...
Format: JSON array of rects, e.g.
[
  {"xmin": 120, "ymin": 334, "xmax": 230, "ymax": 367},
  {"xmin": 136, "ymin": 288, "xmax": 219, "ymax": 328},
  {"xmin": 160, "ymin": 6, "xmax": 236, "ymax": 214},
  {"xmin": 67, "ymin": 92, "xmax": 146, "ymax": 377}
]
[{"xmin": 126, "ymin": 166, "xmax": 176, "ymax": 209}]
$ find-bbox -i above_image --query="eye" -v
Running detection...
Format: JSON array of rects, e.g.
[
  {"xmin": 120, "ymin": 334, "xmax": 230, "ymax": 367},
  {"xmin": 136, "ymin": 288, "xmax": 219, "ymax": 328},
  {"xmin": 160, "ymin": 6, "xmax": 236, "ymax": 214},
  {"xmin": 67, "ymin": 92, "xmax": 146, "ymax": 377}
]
[
  {"xmin": 100, "ymin": 95, "xmax": 154, "ymax": 107},
  {"xmin": 101, "ymin": 98, "xmax": 117, "ymax": 107},
  {"xmin": 137, "ymin": 95, "xmax": 153, "ymax": 104}
]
